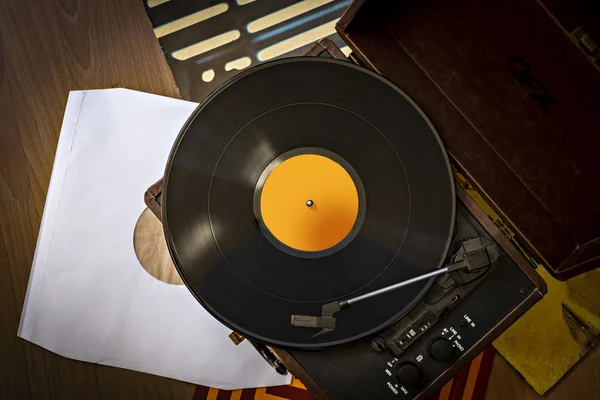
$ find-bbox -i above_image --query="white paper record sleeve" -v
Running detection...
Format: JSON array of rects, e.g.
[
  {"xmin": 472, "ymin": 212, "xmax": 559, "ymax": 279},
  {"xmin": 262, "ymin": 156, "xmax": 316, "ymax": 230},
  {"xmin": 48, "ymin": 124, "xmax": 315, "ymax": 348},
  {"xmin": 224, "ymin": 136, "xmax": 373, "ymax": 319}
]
[{"xmin": 18, "ymin": 89, "xmax": 291, "ymax": 390}]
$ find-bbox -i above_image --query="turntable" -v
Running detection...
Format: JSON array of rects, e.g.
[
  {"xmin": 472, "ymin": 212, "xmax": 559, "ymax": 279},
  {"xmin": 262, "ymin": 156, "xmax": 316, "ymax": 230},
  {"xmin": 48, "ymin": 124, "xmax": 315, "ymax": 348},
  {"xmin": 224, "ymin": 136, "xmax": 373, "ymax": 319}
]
[{"xmin": 143, "ymin": 0, "xmax": 600, "ymax": 398}]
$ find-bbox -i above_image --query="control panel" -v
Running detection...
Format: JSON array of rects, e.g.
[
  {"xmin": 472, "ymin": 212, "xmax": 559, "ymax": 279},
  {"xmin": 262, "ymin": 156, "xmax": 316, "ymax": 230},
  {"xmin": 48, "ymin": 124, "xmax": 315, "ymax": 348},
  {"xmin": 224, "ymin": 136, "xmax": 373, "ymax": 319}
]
[{"xmin": 380, "ymin": 312, "xmax": 478, "ymax": 398}]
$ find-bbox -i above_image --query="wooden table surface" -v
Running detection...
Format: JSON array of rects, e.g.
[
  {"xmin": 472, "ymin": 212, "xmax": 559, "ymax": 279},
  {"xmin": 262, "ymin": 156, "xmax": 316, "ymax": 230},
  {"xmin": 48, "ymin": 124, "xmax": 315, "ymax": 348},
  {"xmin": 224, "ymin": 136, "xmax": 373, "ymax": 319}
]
[
  {"xmin": 0, "ymin": 0, "xmax": 598, "ymax": 399},
  {"xmin": 0, "ymin": 0, "xmax": 190, "ymax": 399}
]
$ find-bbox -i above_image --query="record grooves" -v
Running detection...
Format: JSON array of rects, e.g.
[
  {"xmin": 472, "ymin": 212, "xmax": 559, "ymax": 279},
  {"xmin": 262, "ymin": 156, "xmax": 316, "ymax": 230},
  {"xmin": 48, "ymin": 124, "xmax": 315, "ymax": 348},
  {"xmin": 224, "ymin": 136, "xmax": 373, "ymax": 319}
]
[{"xmin": 162, "ymin": 58, "xmax": 455, "ymax": 348}]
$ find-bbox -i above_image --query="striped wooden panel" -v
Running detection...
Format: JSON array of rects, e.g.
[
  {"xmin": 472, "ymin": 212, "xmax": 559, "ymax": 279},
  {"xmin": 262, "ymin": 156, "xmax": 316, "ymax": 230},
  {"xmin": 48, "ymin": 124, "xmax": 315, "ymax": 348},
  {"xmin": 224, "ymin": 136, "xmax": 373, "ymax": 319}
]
[
  {"xmin": 193, "ymin": 378, "xmax": 314, "ymax": 400},
  {"xmin": 192, "ymin": 346, "xmax": 497, "ymax": 400},
  {"xmin": 435, "ymin": 346, "xmax": 497, "ymax": 400}
]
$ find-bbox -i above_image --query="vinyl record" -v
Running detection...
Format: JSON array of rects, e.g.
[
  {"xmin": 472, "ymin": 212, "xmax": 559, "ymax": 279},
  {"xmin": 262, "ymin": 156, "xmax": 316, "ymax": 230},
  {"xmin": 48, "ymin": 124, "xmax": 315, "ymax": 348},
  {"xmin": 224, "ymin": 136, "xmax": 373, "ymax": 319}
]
[{"xmin": 163, "ymin": 58, "xmax": 455, "ymax": 348}]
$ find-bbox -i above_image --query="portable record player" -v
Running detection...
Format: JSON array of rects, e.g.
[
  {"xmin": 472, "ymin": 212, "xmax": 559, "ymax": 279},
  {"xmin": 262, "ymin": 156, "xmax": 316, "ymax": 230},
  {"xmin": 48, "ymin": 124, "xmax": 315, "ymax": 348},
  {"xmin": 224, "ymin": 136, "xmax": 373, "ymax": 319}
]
[{"xmin": 144, "ymin": 0, "xmax": 600, "ymax": 398}]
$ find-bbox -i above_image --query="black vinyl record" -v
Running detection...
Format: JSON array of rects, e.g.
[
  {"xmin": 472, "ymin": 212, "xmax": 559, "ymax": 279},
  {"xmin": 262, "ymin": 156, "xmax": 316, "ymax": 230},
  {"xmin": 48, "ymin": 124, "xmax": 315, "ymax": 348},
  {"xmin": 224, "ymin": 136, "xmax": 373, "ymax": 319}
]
[{"xmin": 163, "ymin": 58, "xmax": 455, "ymax": 348}]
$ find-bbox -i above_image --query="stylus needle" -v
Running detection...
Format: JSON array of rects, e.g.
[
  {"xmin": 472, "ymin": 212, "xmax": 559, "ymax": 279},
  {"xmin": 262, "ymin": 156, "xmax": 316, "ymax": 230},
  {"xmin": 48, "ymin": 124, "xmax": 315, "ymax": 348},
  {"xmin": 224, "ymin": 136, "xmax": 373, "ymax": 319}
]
[{"xmin": 291, "ymin": 237, "xmax": 499, "ymax": 336}]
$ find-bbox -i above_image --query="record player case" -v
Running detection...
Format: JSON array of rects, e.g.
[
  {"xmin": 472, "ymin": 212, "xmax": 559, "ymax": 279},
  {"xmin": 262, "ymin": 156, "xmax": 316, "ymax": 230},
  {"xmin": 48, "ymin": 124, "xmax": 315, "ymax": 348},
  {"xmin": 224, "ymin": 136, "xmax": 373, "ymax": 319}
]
[
  {"xmin": 145, "ymin": 41, "xmax": 547, "ymax": 400},
  {"xmin": 336, "ymin": 0, "xmax": 600, "ymax": 281},
  {"xmin": 144, "ymin": 74, "xmax": 545, "ymax": 400}
]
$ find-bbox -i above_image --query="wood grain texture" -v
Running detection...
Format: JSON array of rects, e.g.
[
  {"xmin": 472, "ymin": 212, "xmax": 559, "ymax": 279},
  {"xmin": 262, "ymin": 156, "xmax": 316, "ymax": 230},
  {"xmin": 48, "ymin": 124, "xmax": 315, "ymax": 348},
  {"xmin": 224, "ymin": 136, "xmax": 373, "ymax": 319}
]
[{"xmin": 0, "ymin": 0, "xmax": 191, "ymax": 399}]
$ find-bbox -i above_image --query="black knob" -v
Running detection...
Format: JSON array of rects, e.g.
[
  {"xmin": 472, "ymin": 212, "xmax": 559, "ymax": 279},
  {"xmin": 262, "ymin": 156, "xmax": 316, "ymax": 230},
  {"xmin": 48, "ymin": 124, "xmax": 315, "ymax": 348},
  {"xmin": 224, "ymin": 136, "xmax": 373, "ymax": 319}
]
[
  {"xmin": 396, "ymin": 362, "xmax": 421, "ymax": 386},
  {"xmin": 429, "ymin": 337, "xmax": 454, "ymax": 362}
]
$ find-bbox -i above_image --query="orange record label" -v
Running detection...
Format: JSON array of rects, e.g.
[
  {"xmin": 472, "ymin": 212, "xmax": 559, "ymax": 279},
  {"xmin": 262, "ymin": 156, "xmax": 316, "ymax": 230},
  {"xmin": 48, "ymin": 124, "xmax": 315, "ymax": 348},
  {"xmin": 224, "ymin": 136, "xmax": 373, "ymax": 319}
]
[{"xmin": 260, "ymin": 154, "xmax": 359, "ymax": 252}]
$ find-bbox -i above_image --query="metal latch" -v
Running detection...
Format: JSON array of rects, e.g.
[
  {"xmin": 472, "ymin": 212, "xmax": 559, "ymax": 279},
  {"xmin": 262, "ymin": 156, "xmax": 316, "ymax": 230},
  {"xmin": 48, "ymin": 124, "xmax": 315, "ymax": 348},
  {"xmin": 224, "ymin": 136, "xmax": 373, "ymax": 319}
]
[{"xmin": 571, "ymin": 27, "xmax": 599, "ymax": 62}]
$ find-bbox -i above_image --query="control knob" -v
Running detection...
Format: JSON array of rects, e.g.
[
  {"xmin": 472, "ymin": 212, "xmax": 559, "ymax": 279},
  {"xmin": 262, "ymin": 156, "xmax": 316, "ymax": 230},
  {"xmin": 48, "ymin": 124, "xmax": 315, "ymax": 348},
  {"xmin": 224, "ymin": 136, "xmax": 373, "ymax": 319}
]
[
  {"xmin": 396, "ymin": 362, "xmax": 421, "ymax": 386},
  {"xmin": 428, "ymin": 337, "xmax": 454, "ymax": 362}
]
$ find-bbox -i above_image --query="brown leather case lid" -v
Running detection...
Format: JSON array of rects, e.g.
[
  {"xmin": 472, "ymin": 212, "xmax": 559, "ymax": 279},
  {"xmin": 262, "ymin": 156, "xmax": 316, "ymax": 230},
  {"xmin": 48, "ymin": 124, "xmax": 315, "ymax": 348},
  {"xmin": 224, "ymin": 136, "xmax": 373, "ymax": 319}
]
[{"xmin": 337, "ymin": 0, "xmax": 600, "ymax": 280}]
